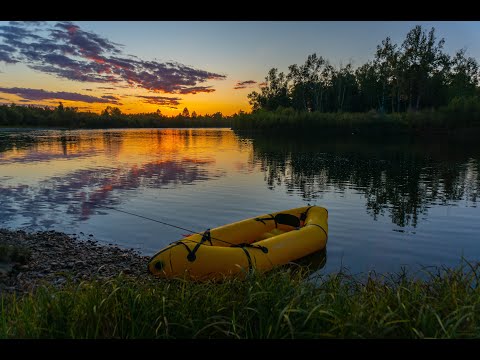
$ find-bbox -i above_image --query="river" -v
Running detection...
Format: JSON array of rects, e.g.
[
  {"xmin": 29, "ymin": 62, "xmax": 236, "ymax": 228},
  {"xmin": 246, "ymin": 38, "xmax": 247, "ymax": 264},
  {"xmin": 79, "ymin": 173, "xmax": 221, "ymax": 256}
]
[{"xmin": 1, "ymin": 128, "xmax": 479, "ymax": 276}]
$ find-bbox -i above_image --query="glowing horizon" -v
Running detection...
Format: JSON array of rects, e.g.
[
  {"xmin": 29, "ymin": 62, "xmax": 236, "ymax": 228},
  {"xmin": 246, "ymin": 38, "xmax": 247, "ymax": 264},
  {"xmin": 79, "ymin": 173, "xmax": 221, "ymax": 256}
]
[{"xmin": 1, "ymin": 21, "xmax": 479, "ymax": 116}]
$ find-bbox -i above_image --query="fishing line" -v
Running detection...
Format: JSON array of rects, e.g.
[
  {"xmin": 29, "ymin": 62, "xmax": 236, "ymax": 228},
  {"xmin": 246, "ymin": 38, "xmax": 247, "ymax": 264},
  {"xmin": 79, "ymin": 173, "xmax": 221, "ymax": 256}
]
[{"xmin": 99, "ymin": 204, "xmax": 236, "ymax": 246}]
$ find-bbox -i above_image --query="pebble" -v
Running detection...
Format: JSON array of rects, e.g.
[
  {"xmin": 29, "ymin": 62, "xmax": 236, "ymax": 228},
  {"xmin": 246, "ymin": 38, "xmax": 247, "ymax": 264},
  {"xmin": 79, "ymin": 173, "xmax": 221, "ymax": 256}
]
[{"xmin": 0, "ymin": 228, "xmax": 152, "ymax": 295}]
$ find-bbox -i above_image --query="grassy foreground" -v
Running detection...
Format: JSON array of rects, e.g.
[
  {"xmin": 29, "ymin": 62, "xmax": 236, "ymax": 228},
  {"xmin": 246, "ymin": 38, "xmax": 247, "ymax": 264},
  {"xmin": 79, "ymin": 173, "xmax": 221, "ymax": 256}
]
[{"xmin": 2, "ymin": 261, "xmax": 480, "ymax": 339}]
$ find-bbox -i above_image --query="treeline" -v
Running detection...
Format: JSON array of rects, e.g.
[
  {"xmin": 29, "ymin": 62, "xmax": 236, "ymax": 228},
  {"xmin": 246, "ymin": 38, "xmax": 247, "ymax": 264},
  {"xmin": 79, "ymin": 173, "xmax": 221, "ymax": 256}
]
[
  {"xmin": 0, "ymin": 103, "xmax": 232, "ymax": 129},
  {"xmin": 232, "ymin": 25, "xmax": 480, "ymax": 132},
  {"xmin": 248, "ymin": 25, "xmax": 479, "ymax": 113}
]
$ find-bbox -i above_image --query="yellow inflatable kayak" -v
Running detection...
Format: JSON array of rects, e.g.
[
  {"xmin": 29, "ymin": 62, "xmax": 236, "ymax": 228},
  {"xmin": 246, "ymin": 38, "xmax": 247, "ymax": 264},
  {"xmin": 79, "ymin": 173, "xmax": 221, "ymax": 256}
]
[{"xmin": 147, "ymin": 205, "xmax": 328, "ymax": 280}]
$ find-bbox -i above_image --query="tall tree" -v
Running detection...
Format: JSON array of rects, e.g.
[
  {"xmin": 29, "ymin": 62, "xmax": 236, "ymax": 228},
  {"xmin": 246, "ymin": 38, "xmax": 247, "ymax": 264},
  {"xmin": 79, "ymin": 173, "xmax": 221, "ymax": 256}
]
[
  {"xmin": 448, "ymin": 48, "xmax": 479, "ymax": 99},
  {"xmin": 287, "ymin": 54, "xmax": 332, "ymax": 112},
  {"xmin": 375, "ymin": 37, "xmax": 403, "ymax": 112},
  {"xmin": 331, "ymin": 63, "xmax": 358, "ymax": 112},
  {"xmin": 401, "ymin": 26, "xmax": 446, "ymax": 110},
  {"xmin": 287, "ymin": 63, "xmax": 308, "ymax": 111},
  {"xmin": 248, "ymin": 68, "xmax": 290, "ymax": 111},
  {"xmin": 355, "ymin": 61, "xmax": 381, "ymax": 111}
]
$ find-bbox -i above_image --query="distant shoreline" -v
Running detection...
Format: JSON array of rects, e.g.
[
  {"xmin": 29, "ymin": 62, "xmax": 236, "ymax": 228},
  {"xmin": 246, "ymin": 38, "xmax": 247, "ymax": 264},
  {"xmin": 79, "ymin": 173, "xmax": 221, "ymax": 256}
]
[
  {"xmin": 230, "ymin": 109, "xmax": 480, "ymax": 135},
  {"xmin": 3, "ymin": 110, "xmax": 480, "ymax": 134}
]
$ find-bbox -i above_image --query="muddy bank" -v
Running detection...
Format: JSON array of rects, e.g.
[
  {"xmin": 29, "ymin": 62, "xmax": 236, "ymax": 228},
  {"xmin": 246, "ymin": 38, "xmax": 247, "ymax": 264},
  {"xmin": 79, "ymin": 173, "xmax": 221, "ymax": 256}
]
[{"xmin": 0, "ymin": 228, "xmax": 151, "ymax": 294}]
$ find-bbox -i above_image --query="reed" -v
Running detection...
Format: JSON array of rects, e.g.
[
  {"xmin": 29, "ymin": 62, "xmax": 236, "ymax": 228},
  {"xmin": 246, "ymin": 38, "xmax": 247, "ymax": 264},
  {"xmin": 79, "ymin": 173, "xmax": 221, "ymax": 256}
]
[
  {"xmin": 2, "ymin": 260, "xmax": 480, "ymax": 339},
  {"xmin": 231, "ymin": 105, "xmax": 480, "ymax": 135}
]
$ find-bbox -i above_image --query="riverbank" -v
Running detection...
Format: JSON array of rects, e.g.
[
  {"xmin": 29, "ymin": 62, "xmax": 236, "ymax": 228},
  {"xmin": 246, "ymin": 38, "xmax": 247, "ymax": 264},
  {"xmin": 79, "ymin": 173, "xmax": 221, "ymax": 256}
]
[
  {"xmin": 1, "ymin": 228, "xmax": 480, "ymax": 339},
  {"xmin": 0, "ymin": 229, "xmax": 150, "ymax": 294},
  {"xmin": 230, "ymin": 107, "xmax": 480, "ymax": 135}
]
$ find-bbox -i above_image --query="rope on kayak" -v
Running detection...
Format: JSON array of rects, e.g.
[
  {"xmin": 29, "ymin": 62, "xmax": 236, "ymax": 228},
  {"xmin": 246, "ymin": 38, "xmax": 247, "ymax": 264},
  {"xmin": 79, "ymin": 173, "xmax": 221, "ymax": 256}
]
[
  {"xmin": 255, "ymin": 213, "xmax": 302, "ymax": 228},
  {"xmin": 254, "ymin": 214, "xmax": 277, "ymax": 227},
  {"xmin": 304, "ymin": 223, "xmax": 328, "ymax": 241},
  {"xmin": 186, "ymin": 229, "xmax": 212, "ymax": 262},
  {"xmin": 300, "ymin": 206, "xmax": 313, "ymax": 222},
  {"xmin": 166, "ymin": 230, "xmax": 213, "ymax": 263},
  {"xmin": 231, "ymin": 242, "xmax": 269, "ymax": 253},
  {"xmin": 238, "ymin": 246, "xmax": 253, "ymax": 271}
]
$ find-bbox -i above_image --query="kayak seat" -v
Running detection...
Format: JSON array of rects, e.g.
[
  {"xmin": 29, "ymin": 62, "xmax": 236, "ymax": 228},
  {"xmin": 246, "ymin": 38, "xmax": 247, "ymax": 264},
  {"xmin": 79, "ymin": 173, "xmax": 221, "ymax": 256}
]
[{"xmin": 275, "ymin": 213, "xmax": 301, "ymax": 228}]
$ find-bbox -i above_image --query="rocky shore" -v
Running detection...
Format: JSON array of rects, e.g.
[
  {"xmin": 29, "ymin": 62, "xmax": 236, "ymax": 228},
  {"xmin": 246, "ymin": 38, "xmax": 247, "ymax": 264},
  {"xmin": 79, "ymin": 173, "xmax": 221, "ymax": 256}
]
[{"xmin": 0, "ymin": 228, "xmax": 151, "ymax": 295}]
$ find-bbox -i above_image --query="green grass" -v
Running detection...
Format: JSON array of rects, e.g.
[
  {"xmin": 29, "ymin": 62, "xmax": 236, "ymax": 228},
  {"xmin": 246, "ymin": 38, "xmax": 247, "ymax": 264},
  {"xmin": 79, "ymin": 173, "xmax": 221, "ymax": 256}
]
[
  {"xmin": 0, "ymin": 244, "xmax": 31, "ymax": 264},
  {"xmin": 2, "ymin": 260, "xmax": 480, "ymax": 339}
]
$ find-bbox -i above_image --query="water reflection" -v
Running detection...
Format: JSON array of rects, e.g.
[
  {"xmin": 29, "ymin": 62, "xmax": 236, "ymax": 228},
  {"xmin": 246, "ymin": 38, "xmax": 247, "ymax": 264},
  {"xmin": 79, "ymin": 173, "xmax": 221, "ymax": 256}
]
[
  {"xmin": 2, "ymin": 129, "xmax": 479, "ymax": 230},
  {"xmin": 0, "ymin": 158, "xmax": 224, "ymax": 226},
  {"xmin": 241, "ymin": 132, "xmax": 480, "ymax": 227},
  {"xmin": 0, "ymin": 132, "xmax": 38, "ymax": 156},
  {"xmin": 0, "ymin": 129, "xmax": 233, "ymax": 229},
  {"xmin": 0, "ymin": 128, "xmax": 236, "ymax": 163},
  {"xmin": 289, "ymin": 248, "xmax": 327, "ymax": 278}
]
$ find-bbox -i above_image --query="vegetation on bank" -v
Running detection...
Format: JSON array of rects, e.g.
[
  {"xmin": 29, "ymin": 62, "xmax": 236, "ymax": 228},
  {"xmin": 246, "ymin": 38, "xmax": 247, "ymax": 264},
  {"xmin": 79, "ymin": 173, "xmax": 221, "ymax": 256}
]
[
  {"xmin": 2, "ymin": 261, "xmax": 480, "ymax": 339},
  {"xmin": 0, "ymin": 244, "xmax": 30, "ymax": 265},
  {"xmin": 0, "ymin": 103, "xmax": 232, "ymax": 129},
  {"xmin": 231, "ymin": 96, "xmax": 480, "ymax": 133}
]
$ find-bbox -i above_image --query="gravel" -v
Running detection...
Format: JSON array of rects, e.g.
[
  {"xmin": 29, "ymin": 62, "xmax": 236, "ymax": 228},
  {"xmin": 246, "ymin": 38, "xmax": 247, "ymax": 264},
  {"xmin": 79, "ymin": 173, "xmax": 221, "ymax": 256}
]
[{"xmin": 0, "ymin": 228, "xmax": 151, "ymax": 295}]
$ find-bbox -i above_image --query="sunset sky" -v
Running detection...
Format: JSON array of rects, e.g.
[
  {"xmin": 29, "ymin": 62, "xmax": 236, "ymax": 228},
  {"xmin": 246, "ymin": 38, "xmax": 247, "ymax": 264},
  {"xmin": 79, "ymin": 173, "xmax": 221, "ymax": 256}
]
[{"xmin": 1, "ymin": 21, "xmax": 479, "ymax": 116}]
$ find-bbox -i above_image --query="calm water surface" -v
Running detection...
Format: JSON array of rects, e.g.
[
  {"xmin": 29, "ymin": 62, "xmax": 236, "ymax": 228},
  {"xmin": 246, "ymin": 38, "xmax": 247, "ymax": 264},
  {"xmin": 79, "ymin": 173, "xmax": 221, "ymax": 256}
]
[{"xmin": 1, "ymin": 128, "xmax": 479, "ymax": 276}]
